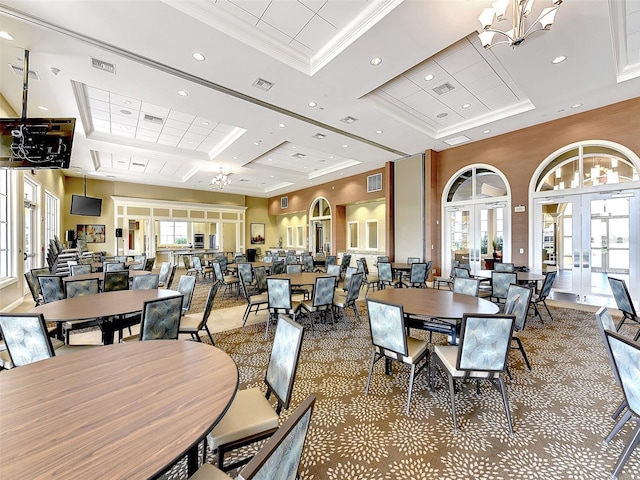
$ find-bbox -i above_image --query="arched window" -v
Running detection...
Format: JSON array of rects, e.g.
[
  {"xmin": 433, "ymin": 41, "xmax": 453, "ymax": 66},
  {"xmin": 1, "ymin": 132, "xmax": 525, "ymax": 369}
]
[{"xmin": 309, "ymin": 197, "xmax": 332, "ymax": 255}]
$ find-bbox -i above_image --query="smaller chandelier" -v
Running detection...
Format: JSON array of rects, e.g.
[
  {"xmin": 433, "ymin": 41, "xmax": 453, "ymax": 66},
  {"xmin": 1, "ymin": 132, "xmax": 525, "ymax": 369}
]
[
  {"xmin": 478, "ymin": 0, "xmax": 562, "ymax": 48},
  {"xmin": 211, "ymin": 168, "xmax": 231, "ymax": 189}
]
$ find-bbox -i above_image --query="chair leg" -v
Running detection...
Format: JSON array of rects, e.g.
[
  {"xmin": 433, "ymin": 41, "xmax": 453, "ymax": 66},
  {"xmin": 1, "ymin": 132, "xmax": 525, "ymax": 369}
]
[
  {"xmin": 365, "ymin": 351, "xmax": 377, "ymax": 395},
  {"xmin": 204, "ymin": 325, "xmax": 215, "ymax": 346},
  {"xmin": 542, "ymin": 299, "xmax": 553, "ymax": 321},
  {"xmin": 612, "ymin": 399, "xmax": 628, "ymax": 420},
  {"xmin": 406, "ymin": 363, "xmax": 416, "ymax": 415},
  {"xmin": 512, "ymin": 336, "xmax": 531, "ymax": 370},
  {"xmin": 447, "ymin": 373, "xmax": 458, "ymax": 433},
  {"xmin": 242, "ymin": 305, "xmax": 251, "ymax": 326},
  {"xmin": 605, "ymin": 409, "xmax": 632, "ymax": 445},
  {"xmin": 497, "ymin": 376, "xmax": 514, "ymax": 436},
  {"xmin": 611, "ymin": 422, "xmax": 640, "ymax": 479}
]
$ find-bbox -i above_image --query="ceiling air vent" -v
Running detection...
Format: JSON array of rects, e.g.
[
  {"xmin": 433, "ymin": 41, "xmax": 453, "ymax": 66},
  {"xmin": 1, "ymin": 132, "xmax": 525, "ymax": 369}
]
[
  {"xmin": 443, "ymin": 135, "xmax": 471, "ymax": 146},
  {"xmin": 252, "ymin": 78, "xmax": 274, "ymax": 91},
  {"xmin": 90, "ymin": 57, "xmax": 116, "ymax": 74},
  {"xmin": 367, "ymin": 173, "xmax": 382, "ymax": 193},
  {"xmin": 131, "ymin": 162, "xmax": 146, "ymax": 167},
  {"xmin": 341, "ymin": 116, "xmax": 358, "ymax": 124},
  {"xmin": 313, "ymin": 133, "xmax": 326, "ymax": 140},
  {"xmin": 292, "ymin": 153, "xmax": 306, "ymax": 158},
  {"xmin": 143, "ymin": 114, "xmax": 164, "ymax": 125},
  {"xmin": 432, "ymin": 82, "xmax": 455, "ymax": 95},
  {"xmin": 9, "ymin": 64, "xmax": 40, "ymax": 80},
  {"xmin": 281, "ymin": 196, "xmax": 289, "ymax": 209}
]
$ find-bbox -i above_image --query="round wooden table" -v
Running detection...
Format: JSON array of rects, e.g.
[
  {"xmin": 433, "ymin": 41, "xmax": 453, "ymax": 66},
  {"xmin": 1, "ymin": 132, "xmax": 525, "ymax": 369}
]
[
  {"xmin": 30, "ymin": 289, "xmax": 181, "ymax": 344},
  {"xmin": 0, "ymin": 341, "xmax": 238, "ymax": 479},
  {"xmin": 62, "ymin": 270, "xmax": 151, "ymax": 283}
]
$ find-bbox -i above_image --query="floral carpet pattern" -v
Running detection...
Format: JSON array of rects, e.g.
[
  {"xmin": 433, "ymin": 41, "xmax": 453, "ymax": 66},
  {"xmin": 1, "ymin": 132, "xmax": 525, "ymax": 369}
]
[{"xmin": 163, "ymin": 282, "xmax": 640, "ymax": 480}]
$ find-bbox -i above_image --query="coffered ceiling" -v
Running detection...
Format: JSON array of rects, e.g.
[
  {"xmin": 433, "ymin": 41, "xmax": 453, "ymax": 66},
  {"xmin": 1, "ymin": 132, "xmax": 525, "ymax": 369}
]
[{"xmin": 1, "ymin": 0, "xmax": 639, "ymax": 197}]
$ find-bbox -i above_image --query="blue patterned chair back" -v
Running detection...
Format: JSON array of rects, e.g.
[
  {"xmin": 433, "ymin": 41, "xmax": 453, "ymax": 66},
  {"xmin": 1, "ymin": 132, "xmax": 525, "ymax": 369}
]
[
  {"xmin": 345, "ymin": 272, "xmax": 364, "ymax": 304},
  {"xmin": 65, "ymin": 278, "xmax": 100, "ymax": 298},
  {"xmin": 254, "ymin": 266, "xmax": 268, "ymax": 292},
  {"xmin": 538, "ymin": 270, "xmax": 557, "ymax": 300},
  {"xmin": 183, "ymin": 256, "xmax": 191, "ymax": 269},
  {"xmin": 360, "ymin": 257, "xmax": 370, "ymax": 275},
  {"xmin": 459, "ymin": 262, "xmax": 471, "ymax": 271},
  {"xmin": 265, "ymin": 315, "xmax": 304, "ymax": 410},
  {"xmin": 272, "ymin": 260, "xmax": 286, "ymax": 274},
  {"xmin": 410, "ymin": 263, "xmax": 427, "ymax": 284},
  {"xmin": 132, "ymin": 274, "xmax": 160, "ymax": 290},
  {"xmin": 356, "ymin": 259, "xmax": 365, "ymax": 274},
  {"xmin": 495, "ymin": 262, "xmax": 514, "ymax": 272},
  {"xmin": 505, "ymin": 284, "xmax": 533, "ymax": 331},
  {"xmin": 313, "ymin": 276, "xmax": 336, "ymax": 308},
  {"xmin": 104, "ymin": 262, "xmax": 126, "ymax": 272},
  {"xmin": 326, "ymin": 256, "xmax": 337, "ymax": 267},
  {"xmin": 491, "ymin": 272, "xmax": 517, "ymax": 300},
  {"xmin": 377, "ymin": 256, "xmax": 389, "ymax": 264},
  {"xmin": 104, "ymin": 271, "xmax": 129, "ymax": 292},
  {"xmin": 378, "ymin": 262, "xmax": 393, "ymax": 283},
  {"xmin": 340, "ymin": 254, "xmax": 352, "ymax": 273},
  {"xmin": 158, "ymin": 262, "xmax": 171, "ymax": 284},
  {"xmin": 201, "ymin": 281, "xmax": 221, "ymax": 328},
  {"xmin": 286, "ymin": 264, "xmax": 302, "ymax": 274},
  {"xmin": 263, "ymin": 255, "xmax": 273, "ymax": 264},
  {"xmin": 139, "ymin": 296, "xmax": 183, "ymax": 340},
  {"xmin": 606, "ymin": 330, "xmax": 640, "ymax": 416},
  {"xmin": 177, "ymin": 275, "xmax": 197, "ymax": 313},
  {"xmin": 0, "ymin": 314, "xmax": 55, "ymax": 367},
  {"xmin": 596, "ymin": 307, "xmax": 622, "ymax": 388},
  {"xmin": 407, "ymin": 257, "xmax": 420, "ymax": 264},
  {"xmin": 366, "ymin": 299, "xmax": 407, "ymax": 356},
  {"xmin": 70, "ymin": 264, "xmax": 92, "ymax": 275},
  {"xmin": 326, "ymin": 264, "xmax": 341, "ymax": 278},
  {"xmin": 343, "ymin": 266, "xmax": 357, "ymax": 291},
  {"xmin": 212, "ymin": 262, "xmax": 224, "ymax": 282},
  {"xmin": 457, "ymin": 314, "xmax": 515, "ymax": 373},
  {"xmin": 267, "ymin": 278, "xmax": 292, "ymax": 311},
  {"xmin": 236, "ymin": 256, "xmax": 248, "ymax": 264},
  {"xmin": 193, "ymin": 256, "xmax": 203, "ymax": 271},
  {"xmin": 38, "ymin": 275, "xmax": 65, "ymax": 303},
  {"xmin": 285, "ymin": 254, "xmax": 297, "ymax": 265},
  {"xmin": 238, "ymin": 262, "xmax": 254, "ymax": 284},
  {"xmin": 302, "ymin": 255, "xmax": 314, "ymax": 271},
  {"xmin": 608, "ymin": 276, "xmax": 637, "ymax": 318},
  {"xmin": 166, "ymin": 265, "xmax": 178, "ymax": 289},
  {"xmin": 131, "ymin": 255, "xmax": 146, "ymax": 270},
  {"xmin": 24, "ymin": 271, "xmax": 40, "ymax": 303},
  {"xmin": 115, "ymin": 256, "xmax": 127, "ymax": 263},
  {"xmin": 425, "ymin": 260, "xmax": 433, "ymax": 280},
  {"xmin": 218, "ymin": 256, "xmax": 228, "ymax": 272},
  {"xmin": 453, "ymin": 277, "xmax": 479, "ymax": 296},
  {"xmin": 143, "ymin": 257, "xmax": 155, "ymax": 271},
  {"xmin": 453, "ymin": 267, "xmax": 471, "ymax": 278},
  {"xmin": 30, "ymin": 267, "xmax": 50, "ymax": 297}
]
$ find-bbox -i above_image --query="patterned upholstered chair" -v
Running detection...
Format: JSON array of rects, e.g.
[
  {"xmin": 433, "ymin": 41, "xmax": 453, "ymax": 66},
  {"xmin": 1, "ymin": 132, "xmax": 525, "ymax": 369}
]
[
  {"xmin": 191, "ymin": 256, "xmax": 213, "ymax": 281},
  {"xmin": 376, "ymin": 256, "xmax": 390, "ymax": 264},
  {"xmin": 104, "ymin": 262, "xmax": 126, "ymax": 272},
  {"xmin": 239, "ymin": 273, "xmax": 268, "ymax": 327},
  {"xmin": 333, "ymin": 272, "xmax": 364, "ymax": 325},
  {"xmin": 431, "ymin": 313, "xmax": 516, "ymax": 434},
  {"xmin": 253, "ymin": 266, "xmax": 268, "ymax": 294},
  {"xmin": 596, "ymin": 307, "xmax": 631, "ymax": 445},
  {"xmin": 491, "ymin": 272, "xmax": 517, "ymax": 304},
  {"xmin": 114, "ymin": 256, "xmax": 128, "ymax": 264},
  {"xmin": 137, "ymin": 295, "xmax": 183, "ymax": 340},
  {"xmin": 131, "ymin": 255, "xmax": 146, "ymax": 271},
  {"xmin": 271, "ymin": 260, "xmax": 286, "ymax": 275},
  {"xmin": 325, "ymin": 255, "xmax": 337, "ymax": 271},
  {"xmin": 131, "ymin": 273, "xmax": 159, "ymax": 290},
  {"xmin": 297, "ymin": 275, "xmax": 336, "ymax": 332},
  {"xmin": 326, "ymin": 264, "xmax": 342, "ymax": 287},
  {"xmin": 604, "ymin": 330, "xmax": 640, "ymax": 479},
  {"xmin": 237, "ymin": 262, "xmax": 255, "ymax": 292},
  {"xmin": 191, "ymin": 394, "xmax": 316, "ymax": 480},
  {"xmin": 301, "ymin": 255, "xmax": 315, "ymax": 272},
  {"xmin": 285, "ymin": 264, "xmax": 302, "ymax": 274},
  {"xmin": 453, "ymin": 267, "xmax": 471, "ymax": 278},
  {"xmin": 609, "ymin": 276, "xmax": 640, "ymax": 340},
  {"xmin": 212, "ymin": 261, "xmax": 239, "ymax": 299},
  {"xmin": 495, "ymin": 262, "xmax": 515, "ymax": 272},
  {"xmin": 340, "ymin": 266, "xmax": 357, "ymax": 293},
  {"xmin": 62, "ymin": 278, "xmax": 102, "ymax": 344},
  {"xmin": 38, "ymin": 275, "xmax": 65, "ymax": 303},
  {"xmin": 339, "ymin": 254, "xmax": 352, "ymax": 278},
  {"xmin": 204, "ymin": 316, "xmax": 304, "ymax": 472},
  {"xmin": 433, "ymin": 259, "xmax": 460, "ymax": 290},
  {"xmin": 402, "ymin": 262, "xmax": 428, "ymax": 288},
  {"xmin": 103, "ymin": 271, "xmax": 129, "ymax": 292},
  {"xmin": 179, "ymin": 281, "xmax": 220, "ymax": 344},
  {"xmin": 24, "ymin": 271, "xmax": 43, "ymax": 305},
  {"xmin": 530, "ymin": 270, "xmax": 557, "ymax": 322},
  {"xmin": 0, "ymin": 313, "xmax": 55, "ymax": 367},
  {"xmin": 266, "ymin": 278, "xmax": 299, "ymax": 339},
  {"xmin": 285, "ymin": 254, "xmax": 297, "ymax": 265},
  {"xmin": 165, "ymin": 265, "xmax": 178, "ymax": 290},
  {"xmin": 157, "ymin": 262, "xmax": 171, "ymax": 287},
  {"xmin": 216, "ymin": 256, "xmax": 229, "ymax": 275},
  {"xmin": 453, "ymin": 277, "xmax": 480, "ymax": 297},
  {"xmin": 377, "ymin": 262, "xmax": 399, "ymax": 289},
  {"xmin": 365, "ymin": 299, "xmax": 429, "ymax": 414},
  {"xmin": 70, "ymin": 264, "xmax": 92, "ymax": 276},
  {"xmin": 505, "ymin": 284, "xmax": 534, "ymax": 371},
  {"xmin": 176, "ymin": 275, "xmax": 197, "ymax": 314}
]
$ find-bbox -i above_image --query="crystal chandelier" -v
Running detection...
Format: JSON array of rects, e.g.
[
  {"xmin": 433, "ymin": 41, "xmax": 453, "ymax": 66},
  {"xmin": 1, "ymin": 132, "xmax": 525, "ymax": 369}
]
[
  {"xmin": 211, "ymin": 168, "xmax": 231, "ymax": 189},
  {"xmin": 478, "ymin": 0, "xmax": 562, "ymax": 48}
]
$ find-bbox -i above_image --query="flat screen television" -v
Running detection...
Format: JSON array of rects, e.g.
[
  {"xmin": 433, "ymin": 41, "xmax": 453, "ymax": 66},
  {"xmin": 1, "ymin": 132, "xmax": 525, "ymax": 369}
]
[
  {"xmin": 0, "ymin": 118, "xmax": 75, "ymax": 169},
  {"xmin": 70, "ymin": 194, "xmax": 102, "ymax": 216}
]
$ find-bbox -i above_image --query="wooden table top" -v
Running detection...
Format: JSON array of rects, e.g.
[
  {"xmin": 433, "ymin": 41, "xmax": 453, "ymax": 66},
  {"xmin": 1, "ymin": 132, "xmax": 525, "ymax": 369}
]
[
  {"xmin": 474, "ymin": 270, "xmax": 547, "ymax": 282},
  {"xmin": 391, "ymin": 262, "xmax": 413, "ymax": 271},
  {"xmin": 268, "ymin": 272, "xmax": 333, "ymax": 286},
  {"xmin": 62, "ymin": 270, "xmax": 151, "ymax": 283},
  {"xmin": 368, "ymin": 287, "xmax": 499, "ymax": 319},
  {"xmin": 0, "ymin": 341, "xmax": 238, "ymax": 480},
  {"xmin": 30, "ymin": 289, "xmax": 181, "ymax": 322}
]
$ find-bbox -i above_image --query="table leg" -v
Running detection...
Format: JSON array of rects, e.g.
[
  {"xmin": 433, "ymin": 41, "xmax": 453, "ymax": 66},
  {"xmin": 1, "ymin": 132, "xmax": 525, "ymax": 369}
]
[
  {"xmin": 187, "ymin": 445, "xmax": 198, "ymax": 477},
  {"xmin": 385, "ymin": 358, "xmax": 392, "ymax": 374}
]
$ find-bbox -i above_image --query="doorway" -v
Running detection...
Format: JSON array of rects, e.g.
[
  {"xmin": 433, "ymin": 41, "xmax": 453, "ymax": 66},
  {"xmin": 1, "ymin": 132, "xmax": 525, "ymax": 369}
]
[{"xmin": 309, "ymin": 197, "xmax": 331, "ymax": 255}]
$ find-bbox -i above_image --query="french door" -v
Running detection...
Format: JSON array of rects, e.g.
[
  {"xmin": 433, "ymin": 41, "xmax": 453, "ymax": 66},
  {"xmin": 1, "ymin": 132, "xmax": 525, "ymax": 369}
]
[{"xmin": 535, "ymin": 190, "xmax": 639, "ymax": 305}]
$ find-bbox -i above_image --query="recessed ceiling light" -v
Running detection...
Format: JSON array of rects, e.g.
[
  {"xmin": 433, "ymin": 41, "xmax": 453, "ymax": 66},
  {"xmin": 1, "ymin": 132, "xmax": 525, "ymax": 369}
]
[
  {"xmin": 270, "ymin": 175, "xmax": 274, "ymax": 178},
  {"xmin": 0, "ymin": 31, "xmax": 14, "ymax": 41},
  {"xmin": 120, "ymin": 109, "xmax": 132, "ymax": 115},
  {"xmin": 571, "ymin": 103, "xmax": 583, "ymax": 109},
  {"xmin": 342, "ymin": 144, "xmax": 348, "ymax": 148},
  {"xmin": 177, "ymin": 90, "xmax": 188, "ymax": 96},
  {"xmin": 552, "ymin": 55, "xmax": 567, "ymax": 64},
  {"xmin": 436, "ymin": 113, "xmax": 448, "ymax": 118},
  {"xmin": 192, "ymin": 52, "xmax": 205, "ymax": 61},
  {"xmin": 483, "ymin": 129, "xmax": 491, "ymax": 134},
  {"xmin": 123, "ymin": 100, "xmax": 131, "ymax": 105},
  {"xmin": 253, "ymin": 140, "xmax": 262, "ymax": 145},
  {"xmin": 278, "ymin": 123, "xmax": 286, "ymax": 128},
  {"xmin": 462, "ymin": 103, "xmax": 471, "ymax": 109},
  {"xmin": 202, "ymin": 121, "xmax": 209, "ymax": 126},
  {"xmin": 376, "ymin": 130, "xmax": 383, "ymax": 134},
  {"xmin": 313, "ymin": 133, "xmax": 326, "ymax": 140},
  {"xmin": 424, "ymin": 74, "xmax": 434, "ymax": 81},
  {"xmin": 308, "ymin": 101, "xmax": 317, "ymax": 107},
  {"xmin": 370, "ymin": 57, "xmax": 382, "ymax": 66},
  {"xmin": 37, "ymin": 105, "xmax": 48, "ymax": 111}
]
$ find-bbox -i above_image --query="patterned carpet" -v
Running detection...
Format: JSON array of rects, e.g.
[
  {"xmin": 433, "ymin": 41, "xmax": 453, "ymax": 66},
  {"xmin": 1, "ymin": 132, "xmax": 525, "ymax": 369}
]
[{"xmin": 162, "ymin": 281, "xmax": 640, "ymax": 480}]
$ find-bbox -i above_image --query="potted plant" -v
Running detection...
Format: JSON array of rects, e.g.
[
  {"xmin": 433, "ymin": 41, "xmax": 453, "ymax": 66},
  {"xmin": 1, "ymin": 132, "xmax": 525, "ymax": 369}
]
[{"xmin": 492, "ymin": 240, "xmax": 499, "ymax": 259}]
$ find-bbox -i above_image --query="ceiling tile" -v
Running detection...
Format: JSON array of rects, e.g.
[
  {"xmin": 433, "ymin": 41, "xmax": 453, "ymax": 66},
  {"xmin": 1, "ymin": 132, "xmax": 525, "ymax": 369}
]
[
  {"xmin": 317, "ymin": 0, "xmax": 368, "ymax": 29},
  {"xmin": 260, "ymin": 1, "xmax": 314, "ymax": 39},
  {"xmin": 294, "ymin": 13, "xmax": 337, "ymax": 51}
]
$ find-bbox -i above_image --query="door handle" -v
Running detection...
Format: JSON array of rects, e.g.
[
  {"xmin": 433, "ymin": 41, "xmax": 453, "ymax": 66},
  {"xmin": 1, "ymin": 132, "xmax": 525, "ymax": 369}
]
[{"xmin": 23, "ymin": 252, "xmax": 28, "ymax": 260}]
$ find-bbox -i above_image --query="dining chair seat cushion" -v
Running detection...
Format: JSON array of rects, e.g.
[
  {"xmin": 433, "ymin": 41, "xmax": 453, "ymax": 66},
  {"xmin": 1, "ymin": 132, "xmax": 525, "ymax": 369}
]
[
  {"xmin": 207, "ymin": 387, "xmax": 280, "ymax": 450},
  {"xmin": 434, "ymin": 345, "xmax": 499, "ymax": 379},
  {"xmin": 247, "ymin": 293, "xmax": 269, "ymax": 306},
  {"xmin": 189, "ymin": 463, "xmax": 232, "ymax": 480},
  {"xmin": 224, "ymin": 276, "xmax": 239, "ymax": 284},
  {"xmin": 179, "ymin": 312, "xmax": 206, "ymax": 332},
  {"xmin": 332, "ymin": 294, "xmax": 349, "ymax": 308},
  {"xmin": 376, "ymin": 336, "xmax": 429, "ymax": 364}
]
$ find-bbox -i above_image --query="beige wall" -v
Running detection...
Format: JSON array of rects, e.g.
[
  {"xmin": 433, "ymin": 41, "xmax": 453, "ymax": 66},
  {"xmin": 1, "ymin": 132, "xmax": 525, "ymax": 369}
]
[{"xmin": 345, "ymin": 200, "xmax": 385, "ymax": 252}]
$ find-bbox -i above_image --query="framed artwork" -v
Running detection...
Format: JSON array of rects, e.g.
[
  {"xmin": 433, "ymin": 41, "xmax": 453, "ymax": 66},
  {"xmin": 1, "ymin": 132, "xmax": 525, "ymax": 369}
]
[
  {"xmin": 250, "ymin": 223, "xmax": 265, "ymax": 244},
  {"xmin": 77, "ymin": 224, "xmax": 106, "ymax": 243}
]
